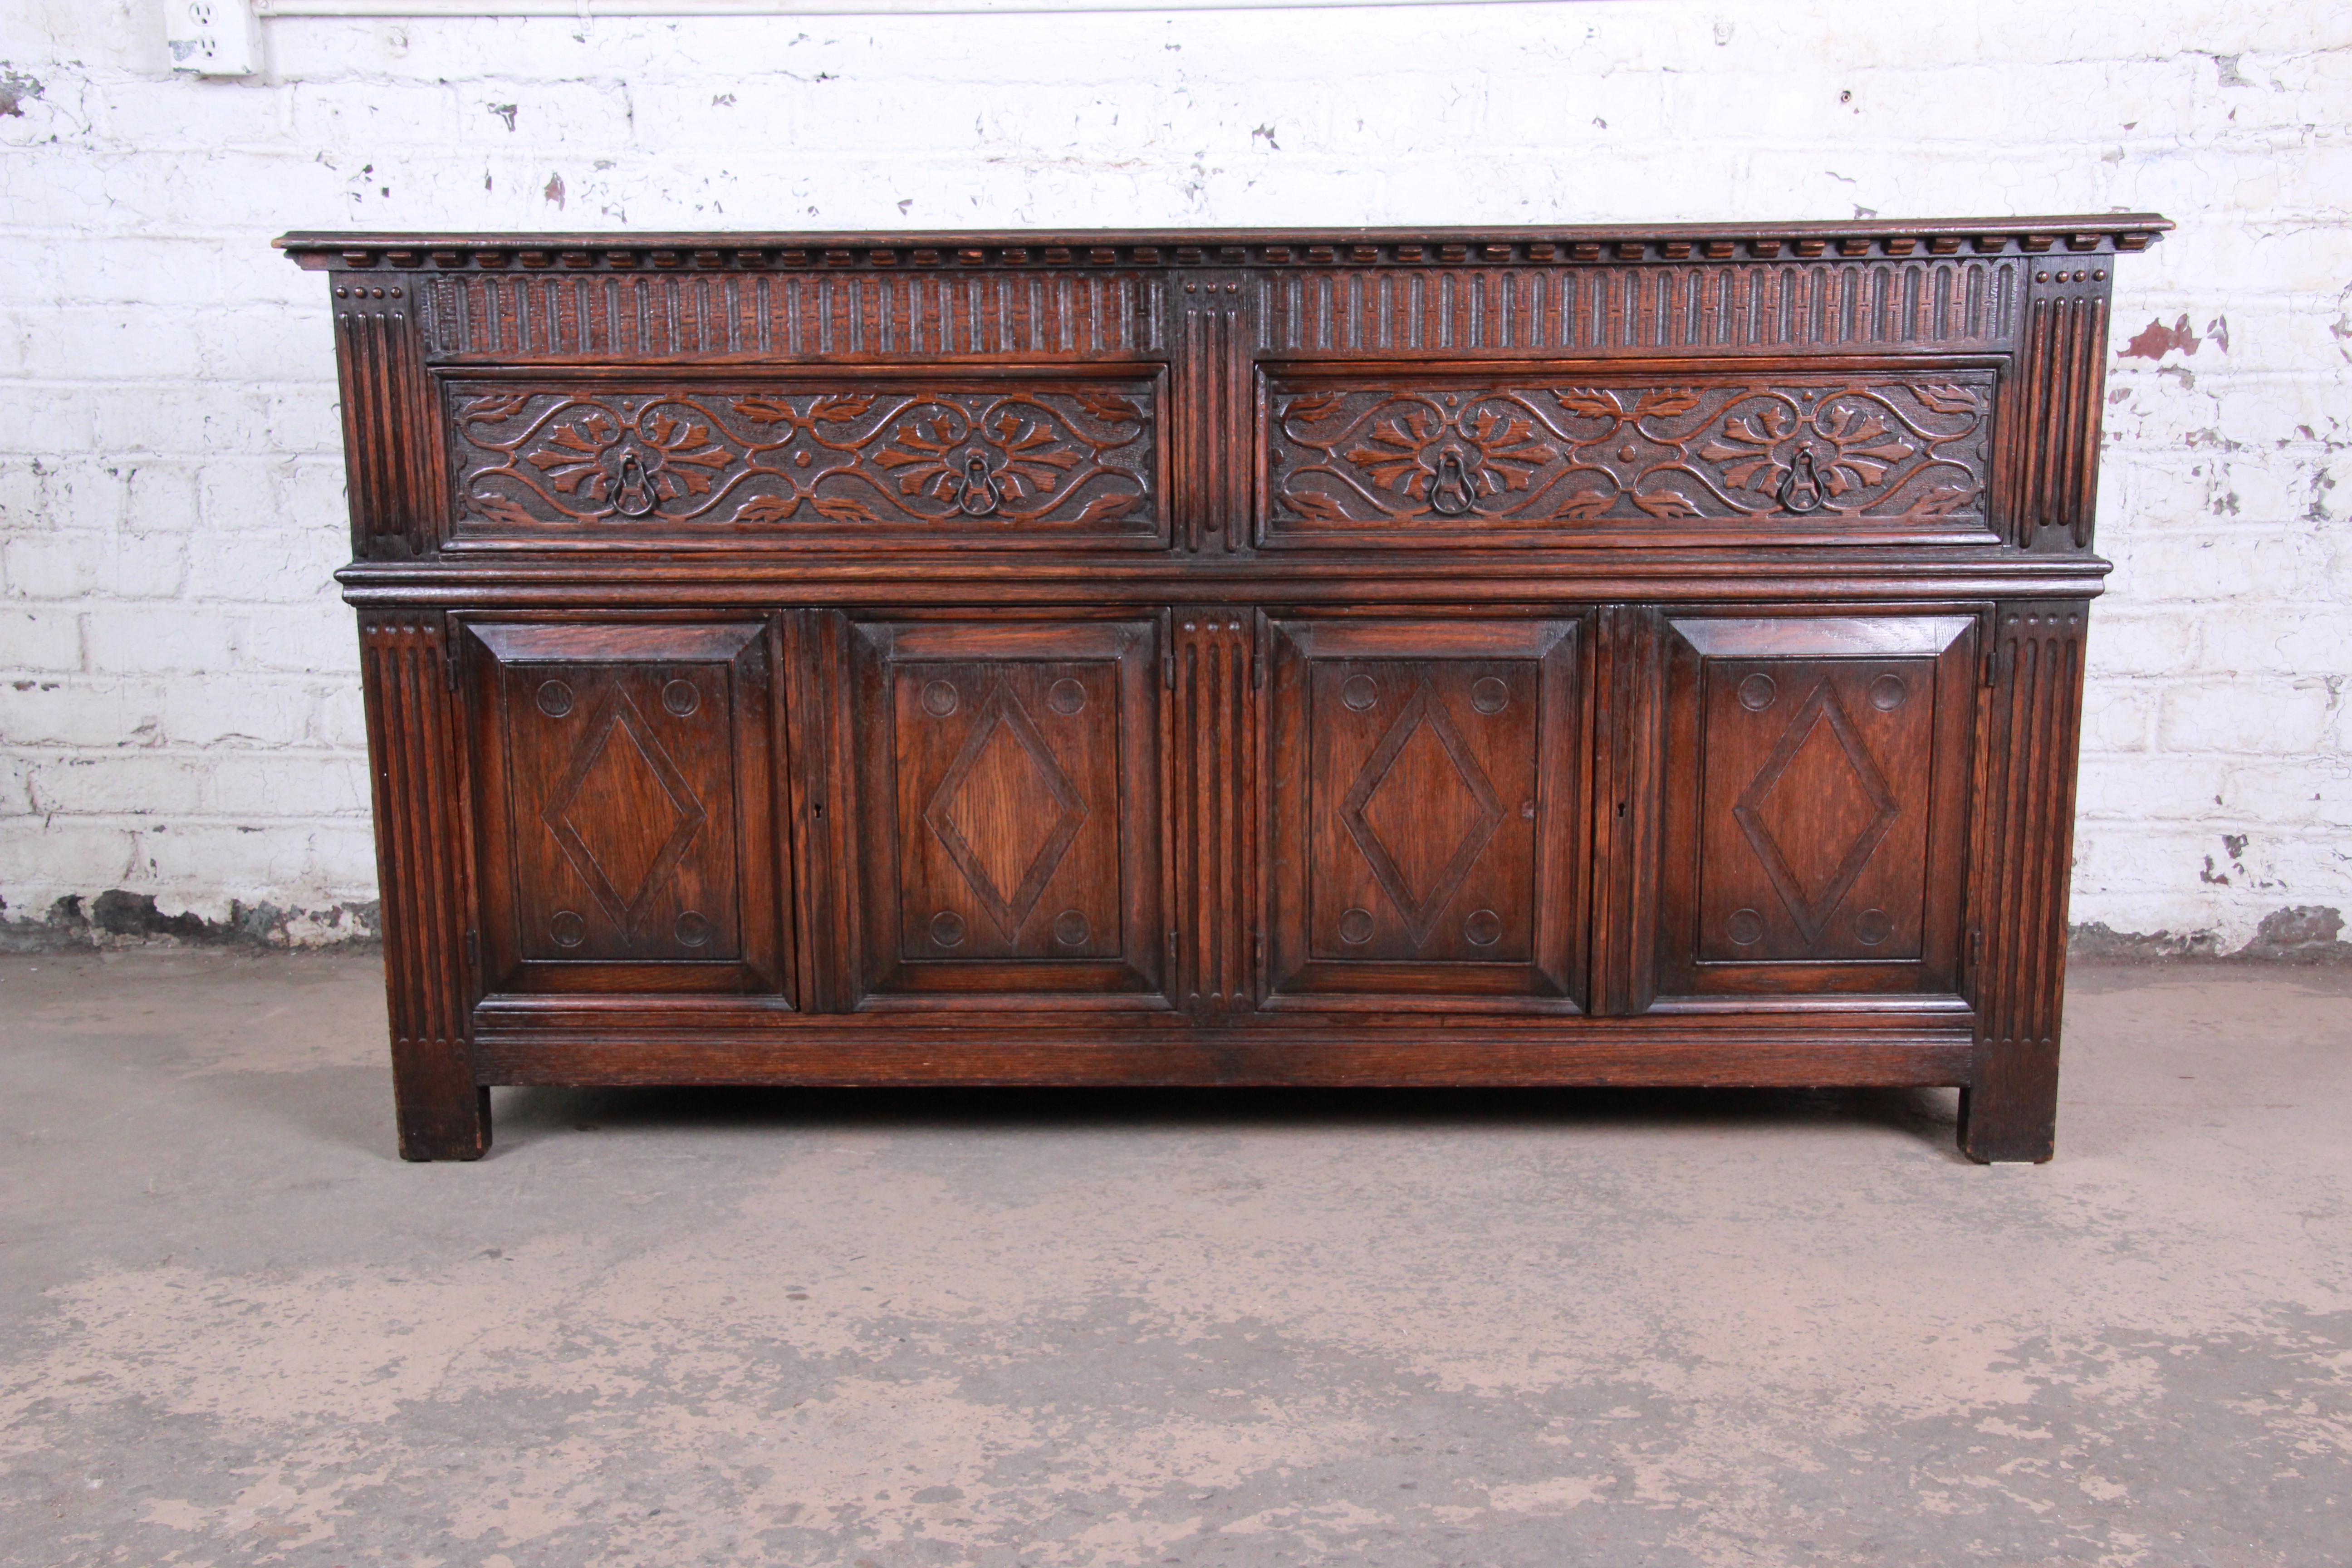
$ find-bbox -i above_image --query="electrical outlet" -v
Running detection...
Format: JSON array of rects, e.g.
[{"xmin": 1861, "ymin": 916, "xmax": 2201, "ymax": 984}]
[{"xmin": 165, "ymin": 0, "xmax": 260, "ymax": 78}]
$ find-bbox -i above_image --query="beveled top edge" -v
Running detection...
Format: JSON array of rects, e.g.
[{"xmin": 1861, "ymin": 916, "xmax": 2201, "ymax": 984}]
[{"xmin": 276, "ymin": 215, "xmax": 2172, "ymax": 270}]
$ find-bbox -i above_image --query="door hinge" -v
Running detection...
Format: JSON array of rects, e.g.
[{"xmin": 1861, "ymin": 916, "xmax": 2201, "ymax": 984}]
[
  {"xmin": 465, "ymin": 926, "xmax": 481, "ymax": 978},
  {"xmin": 1980, "ymin": 647, "xmax": 1999, "ymax": 687},
  {"xmin": 1970, "ymin": 926, "xmax": 1985, "ymax": 974},
  {"xmin": 1163, "ymin": 648, "xmax": 1176, "ymax": 689}
]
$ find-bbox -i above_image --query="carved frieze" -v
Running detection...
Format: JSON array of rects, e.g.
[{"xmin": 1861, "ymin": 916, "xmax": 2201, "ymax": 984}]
[
  {"xmin": 1263, "ymin": 369, "xmax": 1994, "ymax": 538},
  {"xmin": 1251, "ymin": 260, "xmax": 2019, "ymax": 355},
  {"xmin": 419, "ymin": 271, "xmax": 1155, "ymax": 361},
  {"xmin": 447, "ymin": 379, "xmax": 1159, "ymax": 540}
]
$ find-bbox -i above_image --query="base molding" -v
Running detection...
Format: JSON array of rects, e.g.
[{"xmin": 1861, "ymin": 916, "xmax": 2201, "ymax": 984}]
[{"xmin": 474, "ymin": 1027, "xmax": 1973, "ymax": 1091}]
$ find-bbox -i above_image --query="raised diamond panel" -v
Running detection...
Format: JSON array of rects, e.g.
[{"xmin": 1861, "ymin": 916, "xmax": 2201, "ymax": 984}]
[
  {"xmin": 541, "ymin": 690, "xmax": 708, "ymax": 933},
  {"xmin": 1731, "ymin": 682, "xmax": 1899, "ymax": 945},
  {"xmin": 1680, "ymin": 624, "xmax": 1961, "ymax": 975},
  {"xmin": 1271, "ymin": 617, "xmax": 1583, "ymax": 1004},
  {"xmin": 471, "ymin": 620, "xmax": 766, "ymax": 982},
  {"xmin": 921, "ymin": 685, "xmax": 1087, "ymax": 937},
  {"xmin": 854, "ymin": 619, "xmax": 1157, "ymax": 998},
  {"xmin": 1338, "ymin": 678, "xmax": 1506, "ymax": 947}
]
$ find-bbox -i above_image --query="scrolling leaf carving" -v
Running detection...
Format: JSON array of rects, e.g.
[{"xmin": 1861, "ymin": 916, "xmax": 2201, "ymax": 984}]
[
  {"xmin": 454, "ymin": 384, "xmax": 1154, "ymax": 532},
  {"xmin": 1269, "ymin": 373, "xmax": 1990, "ymax": 529}
]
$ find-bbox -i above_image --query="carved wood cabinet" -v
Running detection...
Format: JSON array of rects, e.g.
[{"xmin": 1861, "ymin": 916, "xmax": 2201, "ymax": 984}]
[{"xmin": 281, "ymin": 216, "xmax": 2166, "ymax": 1163}]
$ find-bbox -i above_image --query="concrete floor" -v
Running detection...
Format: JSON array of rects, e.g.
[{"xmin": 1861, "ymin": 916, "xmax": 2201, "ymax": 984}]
[{"xmin": 0, "ymin": 956, "xmax": 2346, "ymax": 1568}]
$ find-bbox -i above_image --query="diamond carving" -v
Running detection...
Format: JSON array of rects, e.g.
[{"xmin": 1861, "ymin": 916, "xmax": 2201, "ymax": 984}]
[
  {"xmin": 1338, "ymin": 678, "xmax": 1505, "ymax": 946},
  {"xmin": 1731, "ymin": 681, "xmax": 1900, "ymax": 946},
  {"xmin": 921, "ymin": 683, "xmax": 1086, "ymax": 938},
  {"xmin": 541, "ymin": 689, "xmax": 707, "ymax": 935}
]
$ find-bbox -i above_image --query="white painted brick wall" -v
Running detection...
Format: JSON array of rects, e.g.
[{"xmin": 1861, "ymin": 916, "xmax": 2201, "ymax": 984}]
[{"xmin": 2, "ymin": 0, "xmax": 2347, "ymax": 949}]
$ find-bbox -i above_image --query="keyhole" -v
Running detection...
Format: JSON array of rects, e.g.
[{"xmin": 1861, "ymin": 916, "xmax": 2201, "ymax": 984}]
[
  {"xmin": 612, "ymin": 451, "xmax": 657, "ymax": 518},
  {"xmin": 1777, "ymin": 446, "xmax": 1826, "ymax": 514},
  {"xmin": 956, "ymin": 454, "xmax": 1002, "ymax": 516},
  {"xmin": 1427, "ymin": 450, "xmax": 1474, "ymax": 515}
]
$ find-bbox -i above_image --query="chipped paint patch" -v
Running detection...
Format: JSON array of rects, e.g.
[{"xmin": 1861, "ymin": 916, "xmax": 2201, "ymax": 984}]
[
  {"xmin": 2120, "ymin": 314, "xmax": 2202, "ymax": 361},
  {"xmin": 0, "ymin": 65, "xmax": 40, "ymax": 117},
  {"xmin": 2072, "ymin": 904, "xmax": 2352, "ymax": 964},
  {"xmin": 0, "ymin": 890, "xmax": 381, "ymax": 952}
]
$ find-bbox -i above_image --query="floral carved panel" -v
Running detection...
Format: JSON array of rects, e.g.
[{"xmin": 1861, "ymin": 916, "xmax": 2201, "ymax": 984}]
[
  {"xmin": 1262, "ymin": 369, "xmax": 1994, "ymax": 539},
  {"xmin": 446, "ymin": 379, "xmax": 1159, "ymax": 541}
]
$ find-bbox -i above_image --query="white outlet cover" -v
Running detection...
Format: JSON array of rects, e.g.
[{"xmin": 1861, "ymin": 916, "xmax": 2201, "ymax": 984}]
[{"xmin": 166, "ymin": 0, "xmax": 261, "ymax": 77}]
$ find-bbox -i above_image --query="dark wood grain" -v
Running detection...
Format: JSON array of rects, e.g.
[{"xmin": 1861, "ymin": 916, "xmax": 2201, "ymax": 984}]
[
  {"xmin": 1265, "ymin": 616, "xmax": 1586, "ymax": 1010},
  {"xmin": 473, "ymin": 1026, "xmax": 1973, "ymax": 1091},
  {"xmin": 1960, "ymin": 601, "xmax": 2091, "ymax": 1162},
  {"xmin": 336, "ymin": 297, "xmax": 441, "ymax": 560},
  {"xmin": 358, "ymin": 612, "xmax": 489, "ymax": 1159},
  {"xmin": 294, "ymin": 220, "xmax": 2159, "ymax": 1161},
  {"xmin": 1260, "ymin": 363, "xmax": 1996, "ymax": 545},
  {"xmin": 839, "ymin": 616, "xmax": 1164, "ymax": 1005},
  {"xmin": 444, "ymin": 372, "xmax": 1164, "ymax": 547},
  {"xmin": 1168, "ymin": 611, "xmax": 1256, "ymax": 1017},
  {"xmin": 1173, "ymin": 280, "xmax": 1252, "ymax": 554},
  {"xmin": 1652, "ymin": 613, "xmax": 1978, "ymax": 999},
  {"xmin": 2005, "ymin": 270, "xmax": 2113, "ymax": 550},
  {"xmin": 279, "ymin": 216, "xmax": 2171, "ymax": 274},
  {"xmin": 408, "ymin": 270, "xmax": 1156, "ymax": 363},
  {"xmin": 459, "ymin": 617, "xmax": 785, "ymax": 997}
]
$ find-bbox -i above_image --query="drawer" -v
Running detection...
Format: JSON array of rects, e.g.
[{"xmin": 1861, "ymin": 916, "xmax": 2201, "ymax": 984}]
[
  {"xmin": 443, "ymin": 370, "xmax": 1164, "ymax": 548},
  {"xmin": 1259, "ymin": 362, "xmax": 1997, "ymax": 547}
]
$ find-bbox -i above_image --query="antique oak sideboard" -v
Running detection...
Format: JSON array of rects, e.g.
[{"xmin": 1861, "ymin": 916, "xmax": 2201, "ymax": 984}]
[{"xmin": 279, "ymin": 216, "xmax": 2165, "ymax": 1163}]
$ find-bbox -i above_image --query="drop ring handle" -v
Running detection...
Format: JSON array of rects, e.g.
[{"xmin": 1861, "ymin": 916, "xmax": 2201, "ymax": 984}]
[
  {"xmin": 955, "ymin": 454, "xmax": 1003, "ymax": 517},
  {"xmin": 1776, "ymin": 446, "xmax": 1827, "ymax": 514},
  {"xmin": 1427, "ymin": 449, "xmax": 1475, "ymax": 516},
  {"xmin": 611, "ymin": 451, "xmax": 658, "ymax": 518}
]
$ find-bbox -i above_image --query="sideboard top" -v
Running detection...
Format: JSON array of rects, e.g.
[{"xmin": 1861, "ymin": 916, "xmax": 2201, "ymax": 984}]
[{"xmin": 278, "ymin": 214, "xmax": 2171, "ymax": 273}]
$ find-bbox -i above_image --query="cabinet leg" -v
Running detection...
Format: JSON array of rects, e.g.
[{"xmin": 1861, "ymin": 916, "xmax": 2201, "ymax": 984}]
[
  {"xmin": 1957, "ymin": 1041, "xmax": 2059, "ymax": 1164},
  {"xmin": 1960, "ymin": 602, "xmax": 2089, "ymax": 1166},
  {"xmin": 362, "ymin": 612, "xmax": 490, "ymax": 1162},
  {"xmin": 392, "ymin": 1040, "xmax": 492, "ymax": 1161}
]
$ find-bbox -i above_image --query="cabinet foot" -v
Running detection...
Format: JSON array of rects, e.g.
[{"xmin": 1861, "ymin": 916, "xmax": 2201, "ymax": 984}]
[
  {"xmin": 1956, "ymin": 1070, "xmax": 2057, "ymax": 1165},
  {"xmin": 392, "ymin": 1044, "xmax": 492, "ymax": 1161}
]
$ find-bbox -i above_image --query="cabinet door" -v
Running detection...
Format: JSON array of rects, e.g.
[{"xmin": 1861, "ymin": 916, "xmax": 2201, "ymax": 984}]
[
  {"xmin": 1266, "ymin": 617, "xmax": 1586, "ymax": 1009},
  {"xmin": 464, "ymin": 620, "xmax": 785, "ymax": 997},
  {"xmin": 843, "ymin": 618, "xmax": 1162, "ymax": 1004},
  {"xmin": 1654, "ymin": 614, "xmax": 1976, "ymax": 998}
]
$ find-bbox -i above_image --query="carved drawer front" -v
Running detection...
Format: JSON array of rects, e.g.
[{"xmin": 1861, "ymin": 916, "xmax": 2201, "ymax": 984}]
[
  {"xmin": 463, "ymin": 621, "xmax": 786, "ymax": 998},
  {"xmin": 1654, "ymin": 614, "xmax": 1978, "ymax": 1000},
  {"xmin": 844, "ymin": 618, "xmax": 1163, "ymax": 1005},
  {"xmin": 446, "ymin": 373, "xmax": 1163, "ymax": 548},
  {"xmin": 1260, "ymin": 364, "xmax": 1995, "ymax": 546},
  {"xmin": 1267, "ymin": 617, "xmax": 1587, "ymax": 1010}
]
